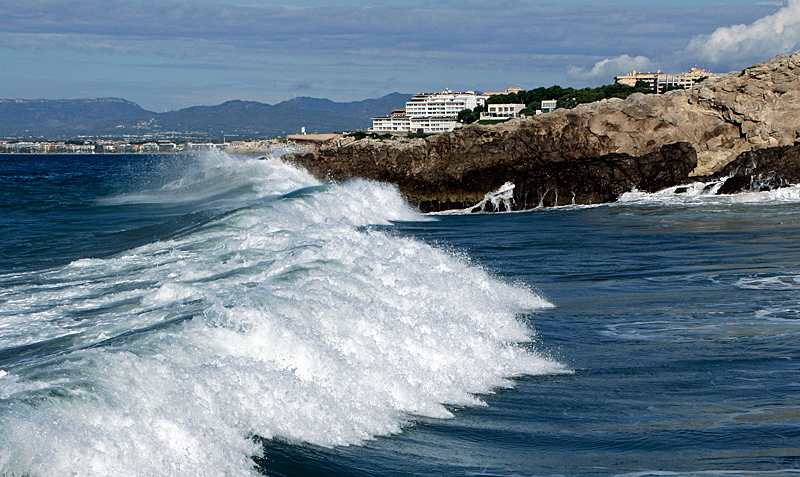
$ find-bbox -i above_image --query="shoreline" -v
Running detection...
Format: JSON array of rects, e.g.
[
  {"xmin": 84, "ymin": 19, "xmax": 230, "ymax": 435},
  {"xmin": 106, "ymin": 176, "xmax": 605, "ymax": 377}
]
[
  {"xmin": 284, "ymin": 51, "xmax": 800, "ymax": 212},
  {"xmin": 0, "ymin": 139, "xmax": 310, "ymax": 156}
]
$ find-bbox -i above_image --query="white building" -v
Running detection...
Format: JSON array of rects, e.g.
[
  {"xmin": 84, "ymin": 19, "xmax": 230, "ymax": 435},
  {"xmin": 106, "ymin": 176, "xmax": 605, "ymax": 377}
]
[
  {"xmin": 615, "ymin": 67, "xmax": 722, "ymax": 92},
  {"xmin": 371, "ymin": 89, "xmax": 489, "ymax": 134},
  {"xmin": 540, "ymin": 100, "xmax": 558, "ymax": 112},
  {"xmin": 404, "ymin": 89, "xmax": 487, "ymax": 118},
  {"xmin": 371, "ymin": 109, "xmax": 411, "ymax": 132},
  {"xmin": 480, "ymin": 103, "xmax": 525, "ymax": 121},
  {"xmin": 409, "ymin": 116, "xmax": 460, "ymax": 133}
]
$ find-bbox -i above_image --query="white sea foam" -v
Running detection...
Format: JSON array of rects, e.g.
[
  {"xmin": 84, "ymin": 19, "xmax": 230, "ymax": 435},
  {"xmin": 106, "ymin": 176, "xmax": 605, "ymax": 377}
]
[
  {"xmin": 619, "ymin": 181, "xmax": 800, "ymax": 205},
  {"xmin": 432, "ymin": 181, "xmax": 517, "ymax": 215},
  {"xmin": 432, "ymin": 178, "xmax": 800, "ymax": 216},
  {"xmin": 615, "ymin": 470, "xmax": 800, "ymax": 477},
  {"xmin": 0, "ymin": 150, "xmax": 566, "ymax": 477},
  {"xmin": 735, "ymin": 274, "xmax": 800, "ymax": 290},
  {"xmin": 99, "ymin": 148, "xmax": 315, "ymax": 207}
]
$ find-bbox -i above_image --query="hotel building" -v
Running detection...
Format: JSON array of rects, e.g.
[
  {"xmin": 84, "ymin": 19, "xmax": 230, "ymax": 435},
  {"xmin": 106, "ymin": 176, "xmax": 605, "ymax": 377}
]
[
  {"xmin": 479, "ymin": 103, "xmax": 526, "ymax": 121},
  {"xmin": 615, "ymin": 67, "xmax": 723, "ymax": 92},
  {"xmin": 371, "ymin": 89, "xmax": 490, "ymax": 134}
]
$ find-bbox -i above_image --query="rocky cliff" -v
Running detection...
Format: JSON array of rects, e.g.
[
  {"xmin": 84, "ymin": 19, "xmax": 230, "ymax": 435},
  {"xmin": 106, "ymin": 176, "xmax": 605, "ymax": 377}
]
[{"xmin": 284, "ymin": 51, "xmax": 800, "ymax": 211}]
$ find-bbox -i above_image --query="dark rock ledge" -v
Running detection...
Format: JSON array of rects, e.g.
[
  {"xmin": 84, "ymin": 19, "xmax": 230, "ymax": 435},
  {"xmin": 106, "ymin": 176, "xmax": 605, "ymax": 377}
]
[
  {"xmin": 285, "ymin": 141, "xmax": 697, "ymax": 212},
  {"xmin": 710, "ymin": 144, "xmax": 800, "ymax": 195}
]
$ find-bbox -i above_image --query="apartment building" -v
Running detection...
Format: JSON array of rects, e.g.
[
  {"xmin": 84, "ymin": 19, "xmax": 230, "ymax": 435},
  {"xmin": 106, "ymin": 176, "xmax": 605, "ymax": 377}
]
[
  {"xmin": 615, "ymin": 67, "xmax": 722, "ymax": 92},
  {"xmin": 371, "ymin": 89, "xmax": 490, "ymax": 134},
  {"xmin": 480, "ymin": 103, "xmax": 525, "ymax": 121}
]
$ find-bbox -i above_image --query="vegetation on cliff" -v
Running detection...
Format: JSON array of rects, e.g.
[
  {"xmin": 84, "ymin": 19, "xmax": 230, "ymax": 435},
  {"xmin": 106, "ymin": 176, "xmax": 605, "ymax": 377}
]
[
  {"xmin": 458, "ymin": 81, "xmax": 653, "ymax": 124},
  {"xmin": 487, "ymin": 81, "xmax": 652, "ymax": 110}
]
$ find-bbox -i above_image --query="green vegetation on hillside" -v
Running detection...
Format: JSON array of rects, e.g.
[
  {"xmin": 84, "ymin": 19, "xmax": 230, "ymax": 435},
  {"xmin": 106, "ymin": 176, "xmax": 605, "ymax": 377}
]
[
  {"xmin": 457, "ymin": 105, "xmax": 484, "ymax": 124},
  {"xmin": 459, "ymin": 81, "xmax": 653, "ymax": 124},
  {"xmin": 346, "ymin": 131, "xmax": 393, "ymax": 140},
  {"xmin": 488, "ymin": 81, "xmax": 652, "ymax": 108}
]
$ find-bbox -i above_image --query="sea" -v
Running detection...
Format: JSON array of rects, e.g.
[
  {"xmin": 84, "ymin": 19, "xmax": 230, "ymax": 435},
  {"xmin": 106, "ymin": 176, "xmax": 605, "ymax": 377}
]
[{"xmin": 0, "ymin": 150, "xmax": 798, "ymax": 477}]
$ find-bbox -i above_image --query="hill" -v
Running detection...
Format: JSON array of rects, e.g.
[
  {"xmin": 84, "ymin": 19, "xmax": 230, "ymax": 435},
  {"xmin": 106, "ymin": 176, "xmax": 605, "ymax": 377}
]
[
  {"xmin": 0, "ymin": 93, "xmax": 411, "ymax": 140},
  {"xmin": 0, "ymin": 98, "xmax": 153, "ymax": 138}
]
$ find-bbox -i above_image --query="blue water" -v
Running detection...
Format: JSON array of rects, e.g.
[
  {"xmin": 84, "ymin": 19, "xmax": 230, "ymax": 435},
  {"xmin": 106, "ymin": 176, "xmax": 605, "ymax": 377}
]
[{"xmin": 1, "ymin": 153, "xmax": 798, "ymax": 477}]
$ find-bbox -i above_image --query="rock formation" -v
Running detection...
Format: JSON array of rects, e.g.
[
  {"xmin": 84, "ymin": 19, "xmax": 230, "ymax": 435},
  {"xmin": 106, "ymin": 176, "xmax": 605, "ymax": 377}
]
[
  {"xmin": 284, "ymin": 51, "xmax": 800, "ymax": 211},
  {"xmin": 712, "ymin": 144, "xmax": 800, "ymax": 194}
]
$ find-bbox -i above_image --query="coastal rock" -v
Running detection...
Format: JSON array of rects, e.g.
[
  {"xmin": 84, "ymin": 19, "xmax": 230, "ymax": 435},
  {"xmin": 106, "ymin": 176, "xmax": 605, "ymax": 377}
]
[
  {"xmin": 511, "ymin": 142, "xmax": 697, "ymax": 209},
  {"xmin": 713, "ymin": 144, "xmax": 800, "ymax": 194},
  {"xmin": 284, "ymin": 51, "xmax": 800, "ymax": 211}
]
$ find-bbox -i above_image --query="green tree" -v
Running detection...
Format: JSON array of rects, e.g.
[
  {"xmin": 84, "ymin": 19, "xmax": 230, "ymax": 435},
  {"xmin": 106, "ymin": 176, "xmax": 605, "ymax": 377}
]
[
  {"xmin": 347, "ymin": 131, "xmax": 367, "ymax": 140},
  {"xmin": 408, "ymin": 129, "xmax": 430, "ymax": 138},
  {"xmin": 458, "ymin": 105, "xmax": 484, "ymax": 124},
  {"xmin": 458, "ymin": 108, "xmax": 475, "ymax": 124},
  {"xmin": 484, "ymin": 81, "xmax": 654, "ymax": 112}
]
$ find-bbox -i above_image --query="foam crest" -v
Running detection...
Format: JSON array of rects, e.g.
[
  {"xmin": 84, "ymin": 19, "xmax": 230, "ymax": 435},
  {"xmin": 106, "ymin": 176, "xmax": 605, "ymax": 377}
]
[
  {"xmin": 101, "ymin": 149, "xmax": 317, "ymax": 207},
  {"xmin": 0, "ymin": 152, "xmax": 566, "ymax": 476},
  {"xmin": 619, "ymin": 181, "xmax": 800, "ymax": 205},
  {"xmin": 470, "ymin": 182, "xmax": 516, "ymax": 213},
  {"xmin": 433, "ymin": 182, "xmax": 517, "ymax": 215},
  {"xmin": 735, "ymin": 274, "xmax": 800, "ymax": 290}
]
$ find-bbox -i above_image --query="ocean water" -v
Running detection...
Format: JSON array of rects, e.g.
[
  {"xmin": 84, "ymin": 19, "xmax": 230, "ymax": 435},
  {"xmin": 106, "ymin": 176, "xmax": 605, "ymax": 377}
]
[{"xmin": 0, "ymin": 151, "xmax": 798, "ymax": 477}]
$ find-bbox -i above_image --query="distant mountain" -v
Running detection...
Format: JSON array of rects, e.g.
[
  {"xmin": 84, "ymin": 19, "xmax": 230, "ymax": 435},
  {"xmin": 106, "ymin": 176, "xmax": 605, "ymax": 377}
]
[
  {"xmin": 0, "ymin": 98, "xmax": 153, "ymax": 138},
  {"xmin": 283, "ymin": 93, "xmax": 411, "ymax": 119},
  {"xmin": 0, "ymin": 93, "xmax": 411, "ymax": 140}
]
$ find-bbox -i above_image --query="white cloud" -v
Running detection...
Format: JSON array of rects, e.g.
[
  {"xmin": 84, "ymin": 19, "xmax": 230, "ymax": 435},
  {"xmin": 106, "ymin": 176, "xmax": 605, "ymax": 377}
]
[
  {"xmin": 567, "ymin": 54, "xmax": 655, "ymax": 82},
  {"xmin": 686, "ymin": 0, "xmax": 800, "ymax": 66},
  {"xmin": 0, "ymin": 1, "xmax": 787, "ymax": 109}
]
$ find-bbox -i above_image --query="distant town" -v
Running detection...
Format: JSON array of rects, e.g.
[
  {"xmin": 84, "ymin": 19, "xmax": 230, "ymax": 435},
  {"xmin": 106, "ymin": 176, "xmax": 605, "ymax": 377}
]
[
  {"xmin": 0, "ymin": 139, "xmax": 273, "ymax": 155},
  {"xmin": 0, "ymin": 67, "xmax": 720, "ymax": 153}
]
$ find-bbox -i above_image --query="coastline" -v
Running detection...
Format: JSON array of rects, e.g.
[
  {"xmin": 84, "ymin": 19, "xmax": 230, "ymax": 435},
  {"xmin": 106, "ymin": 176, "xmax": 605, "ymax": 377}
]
[
  {"xmin": 0, "ymin": 139, "xmax": 308, "ymax": 156},
  {"xmin": 283, "ymin": 50, "xmax": 800, "ymax": 212}
]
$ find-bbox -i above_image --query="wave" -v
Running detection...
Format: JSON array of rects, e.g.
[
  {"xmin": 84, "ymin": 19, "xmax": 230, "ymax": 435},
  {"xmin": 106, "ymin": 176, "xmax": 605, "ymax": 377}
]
[
  {"xmin": 99, "ymin": 148, "xmax": 316, "ymax": 208},
  {"xmin": 618, "ymin": 180, "xmax": 800, "ymax": 205},
  {"xmin": 439, "ymin": 178, "xmax": 800, "ymax": 216},
  {"xmin": 0, "ymin": 150, "xmax": 567, "ymax": 476}
]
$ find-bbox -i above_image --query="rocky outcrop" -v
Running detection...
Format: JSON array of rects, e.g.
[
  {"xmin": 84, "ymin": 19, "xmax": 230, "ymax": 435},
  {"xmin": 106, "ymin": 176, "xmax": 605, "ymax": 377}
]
[
  {"xmin": 509, "ymin": 142, "xmax": 696, "ymax": 210},
  {"xmin": 713, "ymin": 144, "xmax": 800, "ymax": 194},
  {"xmin": 284, "ymin": 51, "xmax": 800, "ymax": 211}
]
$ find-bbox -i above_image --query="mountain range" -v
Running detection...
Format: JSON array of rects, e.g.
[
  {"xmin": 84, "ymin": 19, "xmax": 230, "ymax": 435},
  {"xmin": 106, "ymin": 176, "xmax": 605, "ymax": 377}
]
[{"xmin": 0, "ymin": 93, "xmax": 411, "ymax": 141}]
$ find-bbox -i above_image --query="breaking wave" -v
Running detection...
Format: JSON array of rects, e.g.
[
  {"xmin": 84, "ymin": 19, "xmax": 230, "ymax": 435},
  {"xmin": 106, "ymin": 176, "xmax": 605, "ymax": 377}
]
[{"xmin": 0, "ymin": 150, "xmax": 566, "ymax": 476}]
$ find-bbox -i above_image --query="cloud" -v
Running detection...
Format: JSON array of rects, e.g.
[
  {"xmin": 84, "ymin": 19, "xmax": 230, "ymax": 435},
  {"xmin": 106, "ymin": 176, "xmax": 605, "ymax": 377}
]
[
  {"xmin": 0, "ymin": 0, "xmax": 788, "ymax": 110},
  {"xmin": 0, "ymin": 1, "xmax": 757, "ymax": 57},
  {"xmin": 563, "ymin": 3, "xmax": 796, "ymax": 86},
  {"xmin": 685, "ymin": 0, "xmax": 800, "ymax": 67},
  {"xmin": 567, "ymin": 55, "xmax": 655, "ymax": 82}
]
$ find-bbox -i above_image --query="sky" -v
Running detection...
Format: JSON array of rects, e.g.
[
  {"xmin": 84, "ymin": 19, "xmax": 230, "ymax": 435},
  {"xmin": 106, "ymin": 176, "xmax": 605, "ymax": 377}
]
[{"xmin": 1, "ymin": 0, "xmax": 799, "ymax": 111}]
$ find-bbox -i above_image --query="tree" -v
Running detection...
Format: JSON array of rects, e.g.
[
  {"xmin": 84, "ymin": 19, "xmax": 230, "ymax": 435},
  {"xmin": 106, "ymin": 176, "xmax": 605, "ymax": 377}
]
[
  {"xmin": 347, "ymin": 131, "xmax": 367, "ymax": 140},
  {"xmin": 458, "ymin": 105, "xmax": 484, "ymax": 124},
  {"xmin": 458, "ymin": 108, "xmax": 474, "ymax": 124},
  {"xmin": 484, "ymin": 81, "xmax": 654, "ymax": 112}
]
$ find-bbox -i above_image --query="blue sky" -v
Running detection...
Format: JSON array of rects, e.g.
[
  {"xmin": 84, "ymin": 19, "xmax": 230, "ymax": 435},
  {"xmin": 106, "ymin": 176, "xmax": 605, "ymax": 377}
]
[{"xmin": 1, "ymin": 0, "xmax": 797, "ymax": 111}]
